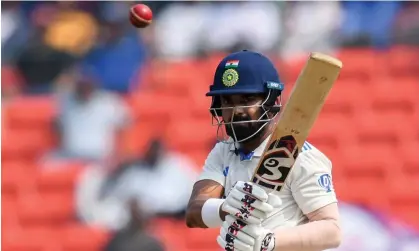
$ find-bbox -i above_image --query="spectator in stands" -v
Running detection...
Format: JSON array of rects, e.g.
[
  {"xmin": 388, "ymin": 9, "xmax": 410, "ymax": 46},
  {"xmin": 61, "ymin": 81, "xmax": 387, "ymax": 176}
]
[
  {"xmin": 1, "ymin": 1, "xmax": 29, "ymax": 65},
  {"xmin": 339, "ymin": 1, "xmax": 402, "ymax": 48},
  {"xmin": 153, "ymin": 1, "xmax": 282, "ymax": 60},
  {"xmin": 75, "ymin": 138, "xmax": 198, "ymax": 231},
  {"xmin": 393, "ymin": 2, "xmax": 419, "ymax": 45},
  {"xmin": 280, "ymin": 1, "xmax": 342, "ymax": 59},
  {"xmin": 43, "ymin": 66, "xmax": 130, "ymax": 164},
  {"xmin": 82, "ymin": 2, "xmax": 148, "ymax": 93},
  {"xmin": 104, "ymin": 198, "xmax": 165, "ymax": 251},
  {"xmin": 15, "ymin": 2, "xmax": 98, "ymax": 94}
]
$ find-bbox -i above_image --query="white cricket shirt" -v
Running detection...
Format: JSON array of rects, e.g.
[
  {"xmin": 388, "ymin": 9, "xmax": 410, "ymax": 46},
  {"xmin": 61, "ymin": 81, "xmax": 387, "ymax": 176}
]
[{"xmin": 197, "ymin": 136, "xmax": 338, "ymax": 230}]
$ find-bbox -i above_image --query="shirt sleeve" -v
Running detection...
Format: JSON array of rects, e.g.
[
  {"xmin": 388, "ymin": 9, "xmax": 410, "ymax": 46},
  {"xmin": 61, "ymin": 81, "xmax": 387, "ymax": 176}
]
[
  {"xmin": 290, "ymin": 148, "xmax": 338, "ymax": 215},
  {"xmin": 196, "ymin": 142, "xmax": 226, "ymax": 187}
]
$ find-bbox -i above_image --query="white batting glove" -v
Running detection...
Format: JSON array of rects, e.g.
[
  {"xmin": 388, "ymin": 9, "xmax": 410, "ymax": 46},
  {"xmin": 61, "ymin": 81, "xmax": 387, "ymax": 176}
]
[
  {"xmin": 221, "ymin": 181, "xmax": 281, "ymax": 224},
  {"xmin": 217, "ymin": 215, "xmax": 276, "ymax": 251}
]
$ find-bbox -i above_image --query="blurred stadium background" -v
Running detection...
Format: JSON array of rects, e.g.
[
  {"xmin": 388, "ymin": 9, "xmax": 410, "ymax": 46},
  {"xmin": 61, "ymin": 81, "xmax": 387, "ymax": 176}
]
[{"xmin": 1, "ymin": 1, "xmax": 418, "ymax": 251}]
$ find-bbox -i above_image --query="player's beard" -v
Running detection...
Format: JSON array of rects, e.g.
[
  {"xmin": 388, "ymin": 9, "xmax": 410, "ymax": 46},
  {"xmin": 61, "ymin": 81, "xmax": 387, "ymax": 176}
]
[{"xmin": 225, "ymin": 115, "xmax": 267, "ymax": 143}]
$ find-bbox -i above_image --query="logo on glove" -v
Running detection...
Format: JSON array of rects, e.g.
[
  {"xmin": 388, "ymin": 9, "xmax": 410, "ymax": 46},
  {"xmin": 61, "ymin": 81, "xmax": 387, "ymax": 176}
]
[
  {"xmin": 243, "ymin": 183, "xmax": 253, "ymax": 193},
  {"xmin": 235, "ymin": 206, "xmax": 252, "ymax": 221},
  {"xmin": 225, "ymin": 233, "xmax": 235, "ymax": 251},
  {"xmin": 241, "ymin": 194, "xmax": 257, "ymax": 207},
  {"xmin": 261, "ymin": 233, "xmax": 275, "ymax": 251}
]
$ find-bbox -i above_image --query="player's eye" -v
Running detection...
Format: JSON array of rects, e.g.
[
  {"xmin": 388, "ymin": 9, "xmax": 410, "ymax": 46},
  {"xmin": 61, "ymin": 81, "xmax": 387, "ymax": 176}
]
[
  {"xmin": 243, "ymin": 96, "xmax": 259, "ymax": 104},
  {"xmin": 221, "ymin": 97, "xmax": 231, "ymax": 106}
]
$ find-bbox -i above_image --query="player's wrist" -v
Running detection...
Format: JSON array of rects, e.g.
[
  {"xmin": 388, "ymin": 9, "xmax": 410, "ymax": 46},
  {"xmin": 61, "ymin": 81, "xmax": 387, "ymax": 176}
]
[
  {"xmin": 219, "ymin": 206, "xmax": 228, "ymax": 221},
  {"xmin": 201, "ymin": 198, "xmax": 225, "ymax": 228}
]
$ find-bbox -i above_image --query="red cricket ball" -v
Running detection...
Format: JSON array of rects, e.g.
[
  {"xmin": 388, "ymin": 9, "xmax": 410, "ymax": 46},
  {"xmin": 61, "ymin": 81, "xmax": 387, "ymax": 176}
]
[{"xmin": 129, "ymin": 3, "xmax": 153, "ymax": 28}]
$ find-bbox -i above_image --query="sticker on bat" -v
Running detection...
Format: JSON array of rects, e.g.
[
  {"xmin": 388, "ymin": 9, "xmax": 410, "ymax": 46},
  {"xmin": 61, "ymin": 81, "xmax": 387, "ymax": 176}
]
[{"xmin": 252, "ymin": 135, "xmax": 299, "ymax": 192}]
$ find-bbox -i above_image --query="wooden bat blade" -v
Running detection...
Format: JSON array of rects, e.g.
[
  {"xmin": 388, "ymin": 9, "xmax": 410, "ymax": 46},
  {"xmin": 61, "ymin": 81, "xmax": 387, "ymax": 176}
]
[{"xmin": 251, "ymin": 52, "xmax": 343, "ymax": 193}]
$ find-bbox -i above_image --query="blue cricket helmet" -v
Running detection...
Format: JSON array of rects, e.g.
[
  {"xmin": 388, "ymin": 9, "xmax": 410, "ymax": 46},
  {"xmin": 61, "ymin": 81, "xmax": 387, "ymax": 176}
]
[
  {"xmin": 207, "ymin": 50, "xmax": 284, "ymax": 97},
  {"xmin": 207, "ymin": 50, "xmax": 284, "ymax": 117}
]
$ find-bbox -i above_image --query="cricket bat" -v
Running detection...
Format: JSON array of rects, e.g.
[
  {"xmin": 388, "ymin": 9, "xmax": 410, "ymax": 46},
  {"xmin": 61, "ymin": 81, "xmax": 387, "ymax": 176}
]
[{"xmin": 251, "ymin": 52, "xmax": 343, "ymax": 193}]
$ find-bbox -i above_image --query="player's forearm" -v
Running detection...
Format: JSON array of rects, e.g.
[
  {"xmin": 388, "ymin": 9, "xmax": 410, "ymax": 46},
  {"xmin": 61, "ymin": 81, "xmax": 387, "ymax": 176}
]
[
  {"xmin": 274, "ymin": 219, "xmax": 341, "ymax": 251},
  {"xmin": 186, "ymin": 198, "xmax": 227, "ymax": 228},
  {"xmin": 186, "ymin": 199, "xmax": 209, "ymax": 228}
]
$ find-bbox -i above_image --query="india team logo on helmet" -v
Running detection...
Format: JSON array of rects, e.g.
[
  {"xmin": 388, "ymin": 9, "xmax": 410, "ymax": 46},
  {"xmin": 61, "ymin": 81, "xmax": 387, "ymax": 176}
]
[{"xmin": 222, "ymin": 68, "xmax": 239, "ymax": 87}]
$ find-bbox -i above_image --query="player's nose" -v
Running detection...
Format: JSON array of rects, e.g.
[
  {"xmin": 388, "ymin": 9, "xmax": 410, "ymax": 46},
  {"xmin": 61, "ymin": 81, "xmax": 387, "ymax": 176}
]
[
  {"xmin": 233, "ymin": 106, "xmax": 247, "ymax": 116},
  {"xmin": 231, "ymin": 112, "xmax": 250, "ymax": 122}
]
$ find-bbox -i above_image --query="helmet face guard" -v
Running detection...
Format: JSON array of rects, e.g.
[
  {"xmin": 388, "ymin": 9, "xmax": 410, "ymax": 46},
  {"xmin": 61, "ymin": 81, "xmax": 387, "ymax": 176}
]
[{"xmin": 209, "ymin": 89, "xmax": 282, "ymax": 144}]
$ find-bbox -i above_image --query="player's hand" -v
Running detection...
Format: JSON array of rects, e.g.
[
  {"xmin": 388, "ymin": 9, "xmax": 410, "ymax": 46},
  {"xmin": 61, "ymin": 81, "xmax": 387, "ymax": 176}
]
[
  {"xmin": 221, "ymin": 181, "xmax": 281, "ymax": 225},
  {"xmin": 217, "ymin": 215, "xmax": 275, "ymax": 251}
]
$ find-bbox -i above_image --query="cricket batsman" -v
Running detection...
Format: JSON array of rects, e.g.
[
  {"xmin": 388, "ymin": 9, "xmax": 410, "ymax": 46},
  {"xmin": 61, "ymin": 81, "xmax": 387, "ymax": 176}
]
[{"xmin": 186, "ymin": 50, "xmax": 341, "ymax": 251}]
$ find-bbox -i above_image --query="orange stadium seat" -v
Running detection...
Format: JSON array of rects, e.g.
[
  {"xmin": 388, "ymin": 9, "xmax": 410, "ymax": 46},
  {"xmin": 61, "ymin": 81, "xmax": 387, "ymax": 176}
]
[
  {"xmin": 401, "ymin": 141, "xmax": 419, "ymax": 176},
  {"xmin": 1, "ymin": 194, "xmax": 19, "ymax": 228},
  {"xmin": 164, "ymin": 118, "xmax": 216, "ymax": 153},
  {"xmin": 337, "ymin": 48, "xmax": 385, "ymax": 80},
  {"xmin": 57, "ymin": 224, "xmax": 110, "ymax": 251},
  {"xmin": 3, "ymin": 96, "xmax": 56, "ymax": 128},
  {"xmin": 340, "ymin": 144, "xmax": 395, "ymax": 177},
  {"xmin": 309, "ymin": 114, "xmax": 355, "ymax": 150},
  {"xmin": 353, "ymin": 112, "xmax": 400, "ymax": 147},
  {"xmin": 1, "ymin": 161, "xmax": 36, "ymax": 194},
  {"xmin": 336, "ymin": 176, "xmax": 390, "ymax": 212},
  {"xmin": 322, "ymin": 79, "xmax": 367, "ymax": 116},
  {"xmin": 129, "ymin": 91, "xmax": 191, "ymax": 121},
  {"xmin": 22, "ymin": 226, "xmax": 61, "ymax": 251},
  {"xmin": 17, "ymin": 191, "xmax": 74, "ymax": 226},
  {"xmin": 387, "ymin": 46, "xmax": 419, "ymax": 76},
  {"xmin": 35, "ymin": 162, "xmax": 85, "ymax": 192},
  {"xmin": 336, "ymin": 145, "xmax": 394, "ymax": 211},
  {"xmin": 2, "ymin": 128, "xmax": 55, "ymax": 161},
  {"xmin": 188, "ymin": 92, "xmax": 212, "ymax": 119},
  {"xmin": 122, "ymin": 120, "xmax": 168, "ymax": 156},
  {"xmin": 140, "ymin": 59, "xmax": 213, "ymax": 99},
  {"xmin": 184, "ymin": 227, "xmax": 220, "ymax": 250},
  {"xmin": 149, "ymin": 219, "xmax": 187, "ymax": 251},
  {"xmin": 387, "ymin": 174, "xmax": 419, "ymax": 227},
  {"xmin": 2, "ymin": 228, "xmax": 29, "ymax": 251},
  {"xmin": 369, "ymin": 77, "xmax": 419, "ymax": 114}
]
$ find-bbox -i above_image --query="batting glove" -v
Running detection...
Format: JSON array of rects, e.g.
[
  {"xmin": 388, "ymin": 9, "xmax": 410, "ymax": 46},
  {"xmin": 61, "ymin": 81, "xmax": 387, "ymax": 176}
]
[
  {"xmin": 221, "ymin": 181, "xmax": 281, "ymax": 225},
  {"xmin": 217, "ymin": 215, "xmax": 276, "ymax": 251}
]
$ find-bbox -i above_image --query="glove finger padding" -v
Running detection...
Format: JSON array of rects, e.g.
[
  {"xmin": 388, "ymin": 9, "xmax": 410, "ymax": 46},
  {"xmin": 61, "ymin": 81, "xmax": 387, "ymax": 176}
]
[
  {"xmin": 222, "ymin": 204, "xmax": 261, "ymax": 225},
  {"xmin": 230, "ymin": 188, "xmax": 274, "ymax": 213},
  {"xmin": 235, "ymin": 181, "xmax": 269, "ymax": 202},
  {"xmin": 224, "ymin": 215, "xmax": 261, "ymax": 238},
  {"xmin": 226, "ymin": 195, "xmax": 268, "ymax": 219},
  {"xmin": 222, "ymin": 220, "xmax": 255, "ymax": 246},
  {"xmin": 218, "ymin": 229, "xmax": 252, "ymax": 251}
]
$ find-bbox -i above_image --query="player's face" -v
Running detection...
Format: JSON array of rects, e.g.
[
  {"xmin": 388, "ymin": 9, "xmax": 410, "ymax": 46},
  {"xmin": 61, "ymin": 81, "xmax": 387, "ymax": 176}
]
[{"xmin": 220, "ymin": 94, "xmax": 267, "ymax": 142}]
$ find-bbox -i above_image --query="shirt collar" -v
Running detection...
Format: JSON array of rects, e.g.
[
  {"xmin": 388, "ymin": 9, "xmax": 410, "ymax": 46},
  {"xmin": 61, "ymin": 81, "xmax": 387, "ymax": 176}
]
[{"xmin": 229, "ymin": 135, "xmax": 272, "ymax": 158}]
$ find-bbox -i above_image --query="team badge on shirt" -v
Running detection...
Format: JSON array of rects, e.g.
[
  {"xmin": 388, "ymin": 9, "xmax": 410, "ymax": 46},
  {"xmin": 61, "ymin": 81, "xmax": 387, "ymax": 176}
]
[{"xmin": 318, "ymin": 173, "xmax": 333, "ymax": 192}]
